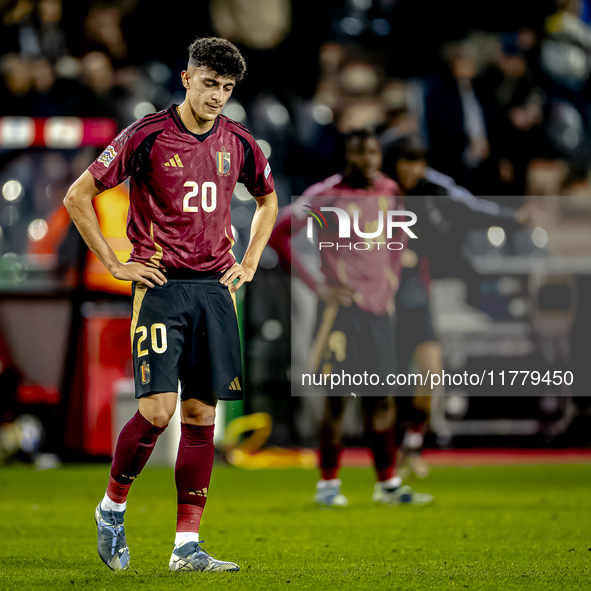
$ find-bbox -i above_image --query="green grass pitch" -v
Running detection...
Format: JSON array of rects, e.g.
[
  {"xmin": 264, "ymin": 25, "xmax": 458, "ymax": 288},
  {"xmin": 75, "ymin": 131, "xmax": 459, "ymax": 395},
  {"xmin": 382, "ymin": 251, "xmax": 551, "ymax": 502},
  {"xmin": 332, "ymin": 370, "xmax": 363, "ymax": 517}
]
[{"xmin": 1, "ymin": 462, "xmax": 590, "ymax": 590}]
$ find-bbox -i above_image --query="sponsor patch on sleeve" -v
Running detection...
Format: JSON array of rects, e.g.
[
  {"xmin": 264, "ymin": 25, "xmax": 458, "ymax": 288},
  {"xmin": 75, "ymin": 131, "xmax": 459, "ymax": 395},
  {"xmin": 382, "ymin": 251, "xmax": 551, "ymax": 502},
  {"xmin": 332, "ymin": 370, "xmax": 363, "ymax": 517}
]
[
  {"xmin": 264, "ymin": 162, "xmax": 271, "ymax": 179},
  {"xmin": 97, "ymin": 145, "xmax": 118, "ymax": 168}
]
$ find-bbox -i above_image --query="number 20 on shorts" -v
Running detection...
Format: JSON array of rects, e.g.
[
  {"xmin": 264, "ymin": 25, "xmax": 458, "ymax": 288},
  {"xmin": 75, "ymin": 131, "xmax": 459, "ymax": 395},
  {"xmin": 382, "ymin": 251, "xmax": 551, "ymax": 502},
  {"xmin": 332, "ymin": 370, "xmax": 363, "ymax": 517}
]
[{"xmin": 136, "ymin": 323, "xmax": 167, "ymax": 356}]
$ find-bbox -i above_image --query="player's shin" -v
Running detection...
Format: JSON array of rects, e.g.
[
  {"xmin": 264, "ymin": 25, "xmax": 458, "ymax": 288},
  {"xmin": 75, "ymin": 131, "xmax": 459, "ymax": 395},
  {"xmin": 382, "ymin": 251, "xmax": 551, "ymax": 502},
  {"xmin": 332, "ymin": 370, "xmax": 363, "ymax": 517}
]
[
  {"xmin": 174, "ymin": 423, "xmax": 215, "ymax": 546},
  {"xmin": 363, "ymin": 398, "xmax": 397, "ymax": 483},
  {"xmin": 366, "ymin": 423, "xmax": 397, "ymax": 482},
  {"xmin": 103, "ymin": 410, "xmax": 167, "ymax": 511}
]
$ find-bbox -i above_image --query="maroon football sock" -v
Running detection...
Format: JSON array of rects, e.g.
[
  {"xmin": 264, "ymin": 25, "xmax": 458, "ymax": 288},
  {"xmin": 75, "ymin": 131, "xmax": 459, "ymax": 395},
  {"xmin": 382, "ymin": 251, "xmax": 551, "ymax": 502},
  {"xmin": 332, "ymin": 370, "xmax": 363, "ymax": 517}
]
[
  {"xmin": 409, "ymin": 421, "xmax": 426, "ymax": 435},
  {"xmin": 318, "ymin": 443, "xmax": 342, "ymax": 480},
  {"xmin": 107, "ymin": 410, "xmax": 167, "ymax": 503},
  {"xmin": 175, "ymin": 423, "xmax": 215, "ymax": 533},
  {"xmin": 365, "ymin": 425, "xmax": 396, "ymax": 482}
]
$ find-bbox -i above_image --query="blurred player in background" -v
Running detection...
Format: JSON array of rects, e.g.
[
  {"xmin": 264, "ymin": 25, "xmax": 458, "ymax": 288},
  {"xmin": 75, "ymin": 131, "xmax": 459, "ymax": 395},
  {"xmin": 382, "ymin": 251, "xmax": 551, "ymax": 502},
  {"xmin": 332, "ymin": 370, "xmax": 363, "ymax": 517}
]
[
  {"xmin": 271, "ymin": 130, "xmax": 433, "ymax": 507},
  {"xmin": 381, "ymin": 133, "xmax": 535, "ymax": 477},
  {"xmin": 64, "ymin": 37, "xmax": 278, "ymax": 573}
]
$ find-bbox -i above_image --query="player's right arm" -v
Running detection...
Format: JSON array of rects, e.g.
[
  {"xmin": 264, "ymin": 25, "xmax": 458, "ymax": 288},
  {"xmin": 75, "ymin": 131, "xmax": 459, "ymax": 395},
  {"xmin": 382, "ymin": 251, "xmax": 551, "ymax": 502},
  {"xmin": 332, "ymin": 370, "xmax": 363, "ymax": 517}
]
[{"xmin": 63, "ymin": 171, "xmax": 167, "ymax": 288}]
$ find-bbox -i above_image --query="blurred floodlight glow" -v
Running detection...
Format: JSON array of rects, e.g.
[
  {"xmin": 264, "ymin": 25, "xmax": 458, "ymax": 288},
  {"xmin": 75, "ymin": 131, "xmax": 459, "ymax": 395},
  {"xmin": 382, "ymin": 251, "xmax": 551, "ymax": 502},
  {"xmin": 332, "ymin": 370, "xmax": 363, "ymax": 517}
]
[
  {"xmin": 0, "ymin": 226, "xmax": 3, "ymax": 241},
  {"xmin": 487, "ymin": 226, "xmax": 506, "ymax": 247},
  {"xmin": 150, "ymin": 86, "xmax": 171, "ymax": 107},
  {"xmin": 259, "ymin": 246, "xmax": 279, "ymax": 269},
  {"xmin": 531, "ymin": 227, "xmax": 549, "ymax": 249},
  {"xmin": 28, "ymin": 219, "xmax": 48, "ymax": 242},
  {"xmin": 44, "ymin": 117, "xmax": 83, "ymax": 148},
  {"xmin": 539, "ymin": 396, "xmax": 559, "ymax": 414},
  {"xmin": 256, "ymin": 139, "xmax": 272, "ymax": 159},
  {"xmin": 1, "ymin": 205, "xmax": 19, "ymax": 226},
  {"xmin": 509, "ymin": 298, "xmax": 527, "ymax": 318},
  {"xmin": 562, "ymin": 128, "xmax": 579, "ymax": 149},
  {"xmin": 0, "ymin": 117, "xmax": 35, "ymax": 148},
  {"xmin": 146, "ymin": 61, "xmax": 172, "ymax": 85},
  {"xmin": 223, "ymin": 101, "xmax": 246, "ymax": 122},
  {"xmin": 340, "ymin": 17, "xmax": 364, "ymax": 36},
  {"xmin": 232, "ymin": 206, "xmax": 252, "ymax": 228},
  {"xmin": 351, "ymin": 0, "xmax": 371, "ymax": 9},
  {"xmin": 372, "ymin": 18, "xmax": 391, "ymax": 35},
  {"xmin": 2, "ymin": 180, "xmax": 23, "ymax": 202},
  {"xmin": 234, "ymin": 183, "xmax": 252, "ymax": 202},
  {"xmin": 497, "ymin": 277, "xmax": 521, "ymax": 295},
  {"xmin": 134, "ymin": 102, "xmax": 156, "ymax": 119},
  {"xmin": 261, "ymin": 319, "xmax": 283, "ymax": 341},
  {"xmin": 446, "ymin": 395, "xmax": 468, "ymax": 418},
  {"xmin": 312, "ymin": 105, "xmax": 333, "ymax": 125},
  {"xmin": 267, "ymin": 104, "xmax": 289, "ymax": 126}
]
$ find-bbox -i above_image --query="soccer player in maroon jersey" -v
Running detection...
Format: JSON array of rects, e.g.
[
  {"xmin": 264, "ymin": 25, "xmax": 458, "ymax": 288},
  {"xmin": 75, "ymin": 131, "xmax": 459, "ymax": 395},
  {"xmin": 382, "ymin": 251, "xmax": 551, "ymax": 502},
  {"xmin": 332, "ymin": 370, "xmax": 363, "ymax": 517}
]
[
  {"xmin": 64, "ymin": 37, "xmax": 278, "ymax": 572},
  {"xmin": 270, "ymin": 130, "xmax": 432, "ymax": 507}
]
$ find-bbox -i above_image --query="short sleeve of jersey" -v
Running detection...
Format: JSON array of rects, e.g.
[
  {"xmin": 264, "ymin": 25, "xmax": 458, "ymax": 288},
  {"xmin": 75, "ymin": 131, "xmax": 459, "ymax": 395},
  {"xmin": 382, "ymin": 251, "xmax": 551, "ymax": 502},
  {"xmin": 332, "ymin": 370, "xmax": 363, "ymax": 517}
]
[
  {"xmin": 88, "ymin": 125, "xmax": 143, "ymax": 189},
  {"xmin": 238, "ymin": 136, "xmax": 274, "ymax": 197}
]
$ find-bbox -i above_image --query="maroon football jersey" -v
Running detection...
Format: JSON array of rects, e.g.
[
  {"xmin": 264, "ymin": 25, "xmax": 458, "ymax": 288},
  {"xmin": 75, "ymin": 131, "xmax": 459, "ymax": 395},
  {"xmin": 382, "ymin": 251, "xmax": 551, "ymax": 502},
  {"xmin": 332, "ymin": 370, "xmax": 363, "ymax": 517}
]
[
  {"xmin": 88, "ymin": 105, "xmax": 274, "ymax": 272},
  {"xmin": 293, "ymin": 173, "xmax": 406, "ymax": 314}
]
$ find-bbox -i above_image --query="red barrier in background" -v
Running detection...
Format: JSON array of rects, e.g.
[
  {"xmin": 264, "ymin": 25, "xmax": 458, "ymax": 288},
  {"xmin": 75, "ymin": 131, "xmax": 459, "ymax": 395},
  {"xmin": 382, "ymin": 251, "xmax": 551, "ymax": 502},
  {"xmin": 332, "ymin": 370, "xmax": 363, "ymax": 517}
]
[
  {"xmin": 0, "ymin": 117, "xmax": 117, "ymax": 149},
  {"xmin": 64, "ymin": 304, "xmax": 131, "ymax": 456}
]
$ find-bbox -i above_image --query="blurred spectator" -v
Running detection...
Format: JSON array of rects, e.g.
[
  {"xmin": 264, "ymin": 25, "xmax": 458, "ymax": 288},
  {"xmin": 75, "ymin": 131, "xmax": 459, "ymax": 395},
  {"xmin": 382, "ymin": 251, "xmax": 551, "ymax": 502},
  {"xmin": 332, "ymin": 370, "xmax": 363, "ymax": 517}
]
[
  {"xmin": 29, "ymin": 57, "xmax": 80, "ymax": 116},
  {"xmin": 83, "ymin": 2, "xmax": 129, "ymax": 64},
  {"xmin": 425, "ymin": 40, "xmax": 490, "ymax": 193},
  {"xmin": 79, "ymin": 51, "xmax": 125, "ymax": 118},
  {"xmin": 34, "ymin": 0, "xmax": 68, "ymax": 62},
  {"xmin": 476, "ymin": 32, "xmax": 546, "ymax": 196},
  {"xmin": 211, "ymin": 0, "xmax": 291, "ymax": 50},
  {"xmin": 0, "ymin": 0, "xmax": 68, "ymax": 63},
  {"xmin": 0, "ymin": 52, "xmax": 34, "ymax": 115},
  {"xmin": 542, "ymin": 0, "xmax": 591, "ymax": 96},
  {"xmin": 380, "ymin": 79, "xmax": 424, "ymax": 149},
  {"xmin": 539, "ymin": 0, "xmax": 591, "ymax": 162},
  {"xmin": 0, "ymin": 0, "xmax": 35, "ymax": 57}
]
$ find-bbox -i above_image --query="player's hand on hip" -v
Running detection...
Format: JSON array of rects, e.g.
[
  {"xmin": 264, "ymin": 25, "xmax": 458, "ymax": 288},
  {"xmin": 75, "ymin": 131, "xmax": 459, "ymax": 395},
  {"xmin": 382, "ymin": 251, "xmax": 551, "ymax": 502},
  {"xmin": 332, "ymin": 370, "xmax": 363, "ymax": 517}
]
[
  {"xmin": 220, "ymin": 262, "xmax": 254, "ymax": 293},
  {"xmin": 316, "ymin": 283, "xmax": 354, "ymax": 307},
  {"xmin": 110, "ymin": 261, "xmax": 167, "ymax": 288}
]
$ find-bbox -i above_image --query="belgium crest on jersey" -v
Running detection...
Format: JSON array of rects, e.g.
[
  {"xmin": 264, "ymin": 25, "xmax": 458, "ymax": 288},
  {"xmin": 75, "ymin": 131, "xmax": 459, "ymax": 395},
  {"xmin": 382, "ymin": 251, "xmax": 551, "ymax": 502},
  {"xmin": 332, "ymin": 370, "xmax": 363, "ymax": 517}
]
[
  {"xmin": 216, "ymin": 150, "xmax": 231, "ymax": 175},
  {"xmin": 140, "ymin": 360, "xmax": 150, "ymax": 385}
]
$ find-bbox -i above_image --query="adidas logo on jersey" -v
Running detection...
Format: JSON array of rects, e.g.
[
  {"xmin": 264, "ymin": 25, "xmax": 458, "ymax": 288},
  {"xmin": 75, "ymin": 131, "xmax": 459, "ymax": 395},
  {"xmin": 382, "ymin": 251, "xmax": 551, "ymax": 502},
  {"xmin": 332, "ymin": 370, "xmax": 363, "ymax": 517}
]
[
  {"xmin": 229, "ymin": 377, "xmax": 241, "ymax": 391},
  {"xmin": 164, "ymin": 154, "xmax": 183, "ymax": 168}
]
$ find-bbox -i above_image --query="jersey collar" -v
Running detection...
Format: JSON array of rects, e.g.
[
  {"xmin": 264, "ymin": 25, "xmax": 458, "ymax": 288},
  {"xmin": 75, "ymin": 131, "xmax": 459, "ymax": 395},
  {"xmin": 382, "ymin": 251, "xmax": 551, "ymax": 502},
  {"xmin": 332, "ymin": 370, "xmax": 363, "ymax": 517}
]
[{"xmin": 170, "ymin": 104, "xmax": 220, "ymax": 141}]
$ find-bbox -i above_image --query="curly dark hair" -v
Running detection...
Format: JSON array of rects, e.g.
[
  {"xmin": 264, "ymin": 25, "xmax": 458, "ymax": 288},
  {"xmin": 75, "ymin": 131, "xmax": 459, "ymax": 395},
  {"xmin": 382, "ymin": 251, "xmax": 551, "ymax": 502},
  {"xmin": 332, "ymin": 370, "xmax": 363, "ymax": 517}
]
[{"xmin": 188, "ymin": 37, "xmax": 247, "ymax": 83}]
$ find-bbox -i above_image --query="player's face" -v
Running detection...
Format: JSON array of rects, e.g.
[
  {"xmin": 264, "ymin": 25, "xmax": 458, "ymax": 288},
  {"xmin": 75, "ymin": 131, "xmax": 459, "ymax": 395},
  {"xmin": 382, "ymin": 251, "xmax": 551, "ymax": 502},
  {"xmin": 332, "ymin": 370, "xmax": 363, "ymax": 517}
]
[
  {"xmin": 346, "ymin": 137, "xmax": 382, "ymax": 184},
  {"xmin": 395, "ymin": 158, "xmax": 426, "ymax": 191},
  {"xmin": 181, "ymin": 67, "xmax": 236, "ymax": 122}
]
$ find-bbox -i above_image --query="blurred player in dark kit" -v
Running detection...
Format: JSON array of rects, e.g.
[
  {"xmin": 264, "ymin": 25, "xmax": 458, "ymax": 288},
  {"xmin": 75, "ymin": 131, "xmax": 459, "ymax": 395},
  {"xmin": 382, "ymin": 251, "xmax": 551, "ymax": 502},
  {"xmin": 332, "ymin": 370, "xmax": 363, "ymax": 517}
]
[
  {"xmin": 381, "ymin": 133, "xmax": 535, "ymax": 477},
  {"xmin": 270, "ymin": 130, "xmax": 433, "ymax": 507},
  {"xmin": 64, "ymin": 37, "xmax": 278, "ymax": 572}
]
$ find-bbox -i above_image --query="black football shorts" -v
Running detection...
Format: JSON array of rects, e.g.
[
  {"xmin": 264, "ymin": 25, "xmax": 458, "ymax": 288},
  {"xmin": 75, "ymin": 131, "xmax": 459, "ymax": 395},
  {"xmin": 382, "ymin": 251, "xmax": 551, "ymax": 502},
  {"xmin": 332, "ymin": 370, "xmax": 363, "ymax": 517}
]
[
  {"xmin": 310, "ymin": 300, "xmax": 396, "ymax": 396},
  {"xmin": 394, "ymin": 268, "xmax": 436, "ymax": 371},
  {"xmin": 130, "ymin": 270, "xmax": 243, "ymax": 403}
]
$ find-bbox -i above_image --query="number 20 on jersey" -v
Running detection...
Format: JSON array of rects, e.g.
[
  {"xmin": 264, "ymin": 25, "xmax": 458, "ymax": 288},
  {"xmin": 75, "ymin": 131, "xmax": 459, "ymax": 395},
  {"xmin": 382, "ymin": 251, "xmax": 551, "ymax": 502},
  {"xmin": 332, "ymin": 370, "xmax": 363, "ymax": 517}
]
[{"xmin": 183, "ymin": 181, "xmax": 217, "ymax": 213}]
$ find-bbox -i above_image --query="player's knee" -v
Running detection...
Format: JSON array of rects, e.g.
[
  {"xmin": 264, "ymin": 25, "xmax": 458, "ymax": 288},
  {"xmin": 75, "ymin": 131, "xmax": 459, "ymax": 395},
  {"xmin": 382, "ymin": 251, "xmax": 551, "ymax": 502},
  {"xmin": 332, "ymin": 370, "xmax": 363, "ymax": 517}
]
[
  {"xmin": 366, "ymin": 398, "xmax": 395, "ymax": 432},
  {"xmin": 183, "ymin": 403, "xmax": 216, "ymax": 425},
  {"xmin": 139, "ymin": 392, "xmax": 177, "ymax": 427},
  {"xmin": 145, "ymin": 409, "xmax": 174, "ymax": 428},
  {"xmin": 415, "ymin": 341, "xmax": 442, "ymax": 374}
]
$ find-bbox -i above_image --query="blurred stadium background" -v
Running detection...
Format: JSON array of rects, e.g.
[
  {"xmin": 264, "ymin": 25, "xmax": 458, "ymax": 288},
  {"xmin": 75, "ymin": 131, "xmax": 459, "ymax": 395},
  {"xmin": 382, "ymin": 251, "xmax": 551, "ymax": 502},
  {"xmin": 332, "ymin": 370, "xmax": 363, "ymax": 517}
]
[{"xmin": 1, "ymin": 0, "xmax": 591, "ymax": 469}]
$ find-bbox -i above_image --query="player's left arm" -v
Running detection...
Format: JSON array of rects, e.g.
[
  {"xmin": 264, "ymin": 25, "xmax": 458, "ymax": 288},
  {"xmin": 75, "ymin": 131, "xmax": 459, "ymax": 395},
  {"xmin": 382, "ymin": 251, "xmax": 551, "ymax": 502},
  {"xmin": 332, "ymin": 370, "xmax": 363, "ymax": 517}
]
[{"xmin": 220, "ymin": 190, "xmax": 279, "ymax": 293}]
